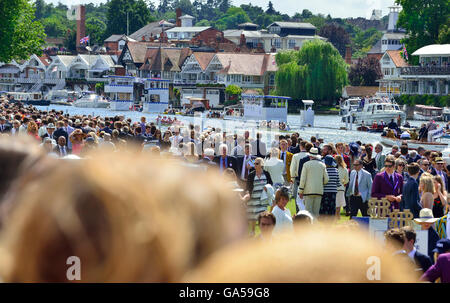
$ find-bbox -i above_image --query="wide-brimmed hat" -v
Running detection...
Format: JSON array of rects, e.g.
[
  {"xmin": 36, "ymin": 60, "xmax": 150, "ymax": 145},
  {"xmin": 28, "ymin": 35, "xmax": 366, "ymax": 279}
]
[
  {"xmin": 434, "ymin": 157, "xmax": 445, "ymax": 163},
  {"xmin": 413, "ymin": 208, "xmax": 438, "ymax": 224},
  {"xmin": 349, "ymin": 142, "xmax": 360, "ymax": 157},
  {"xmin": 47, "ymin": 123, "xmax": 55, "ymax": 129},
  {"xmin": 323, "ymin": 155, "xmax": 337, "ymax": 167},
  {"xmin": 308, "ymin": 147, "xmax": 321, "ymax": 159}
]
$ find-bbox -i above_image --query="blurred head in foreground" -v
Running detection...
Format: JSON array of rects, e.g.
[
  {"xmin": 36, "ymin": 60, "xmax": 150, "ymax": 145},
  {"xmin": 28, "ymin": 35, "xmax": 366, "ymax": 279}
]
[
  {"xmin": 0, "ymin": 149, "xmax": 247, "ymax": 282},
  {"xmin": 0, "ymin": 136, "xmax": 44, "ymax": 205},
  {"xmin": 184, "ymin": 226, "xmax": 419, "ymax": 283}
]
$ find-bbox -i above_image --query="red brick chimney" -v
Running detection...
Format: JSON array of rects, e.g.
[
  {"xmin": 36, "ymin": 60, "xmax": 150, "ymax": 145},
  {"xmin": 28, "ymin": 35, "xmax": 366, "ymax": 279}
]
[
  {"xmin": 76, "ymin": 5, "xmax": 86, "ymax": 49},
  {"xmin": 176, "ymin": 8, "xmax": 182, "ymax": 27},
  {"xmin": 345, "ymin": 46, "xmax": 352, "ymax": 64}
]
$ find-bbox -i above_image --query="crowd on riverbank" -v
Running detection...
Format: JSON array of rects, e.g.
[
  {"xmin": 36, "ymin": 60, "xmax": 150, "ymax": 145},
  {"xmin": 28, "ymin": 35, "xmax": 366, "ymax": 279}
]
[{"xmin": 0, "ymin": 96, "xmax": 449, "ymax": 282}]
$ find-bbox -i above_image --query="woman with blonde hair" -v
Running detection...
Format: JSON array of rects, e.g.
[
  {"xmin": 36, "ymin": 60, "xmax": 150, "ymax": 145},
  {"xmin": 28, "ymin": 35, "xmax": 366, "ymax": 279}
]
[
  {"xmin": 244, "ymin": 157, "xmax": 273, "ymax": 235},
  {"xmin": 0, "ymin": 151, "xmax": 247, "ymax": 282},
  {"xmin": 419, "ymin": 174, "xmax": 435, "ymax": 209},
  {"xmin": 432, "ymin": 175, "xmax": 448, "ymax": 218},
  {"xmin": 335, "ymin": 155, "xmax": 349, "ymax": 219},
  {"xmin": 69, "ymin": 129, "xmax": 85, "ymax": 155},
  {"xmin": 26, "ymin": 121, "xmax": 40, "ymax": 141}
]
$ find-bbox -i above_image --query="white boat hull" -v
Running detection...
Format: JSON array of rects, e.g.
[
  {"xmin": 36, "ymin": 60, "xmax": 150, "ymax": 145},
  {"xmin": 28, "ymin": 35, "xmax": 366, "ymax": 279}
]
[
  {"xmin": 380, "ymin": 136, "xmax": 447, "ymax": 152},
  {"xmin": 73, "ymin": 101, "xmax": 110, "ymax": 108},
  {"xmin": 413, "ymin": 113, "xmax": 442, "ymax": 121}
]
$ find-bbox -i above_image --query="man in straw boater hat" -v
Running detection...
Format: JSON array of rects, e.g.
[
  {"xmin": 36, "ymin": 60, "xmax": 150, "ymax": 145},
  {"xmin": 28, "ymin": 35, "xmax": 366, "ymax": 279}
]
[
  {"xmin": 414, "ymin": 208, "xmax": 440, "ymax": 262},
  {"xmin": 298, "ymin": 147, "xmax": 329, "ymax": 218}
]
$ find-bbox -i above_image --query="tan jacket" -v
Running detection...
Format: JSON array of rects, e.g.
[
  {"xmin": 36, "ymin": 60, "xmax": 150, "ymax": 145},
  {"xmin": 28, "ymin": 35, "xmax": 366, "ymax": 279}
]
[{"xmin": 299, "ymin": 159, "xmax": 329, "ymax": 196}]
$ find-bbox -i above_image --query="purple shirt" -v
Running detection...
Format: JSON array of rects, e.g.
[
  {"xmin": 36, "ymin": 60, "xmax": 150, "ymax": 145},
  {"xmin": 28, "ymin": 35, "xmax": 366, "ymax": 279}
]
[{"xmin": 421, "ymin": 253, "xmax": 450, "ymax": 283}]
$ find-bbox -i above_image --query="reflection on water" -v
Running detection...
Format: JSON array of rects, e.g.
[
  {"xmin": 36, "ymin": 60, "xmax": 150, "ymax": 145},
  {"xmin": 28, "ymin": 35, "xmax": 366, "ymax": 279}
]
[{"xmin": 36, "ymin": 105, "xmax": 450, "ymax": 155}]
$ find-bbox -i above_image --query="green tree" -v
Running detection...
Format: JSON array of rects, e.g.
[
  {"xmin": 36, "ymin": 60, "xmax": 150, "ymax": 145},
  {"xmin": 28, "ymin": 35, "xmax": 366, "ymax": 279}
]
[
  {"xmin": 86, "ymin": 17, "xmax": 107, "ymax": 45},
  {"xmin": 348, "ymin": 56, "xmax": 382, "ymax": 86},
  {"xmin": 318, "ymin": 23, "xmax": 351, "ymax": 57},
  {"xmin": 275, "ymin": 39, "xmax": 348, "ymax": 102},
  {"xmin": 63, "ymin": 29, "xmax": 76, "ymax": 53},
  {"xmin": 0, "ymin": 0, "xmax": 46, "ymax": 62},
  {"xmin": 266, "ymin": 1, "xmax": 276, "ymax": 15},
  {"xmin": 172, "ymin": 0, "xmax": 194, "ymax": 15},
  {"xmin": 438, "ymin": 24, "xmax": 450, "ymax": 44},
  {"xmin": 395, "ymin": 0, "xmax": 450, "ymax": 64},
  {"xmin": 215, "ymin": 7, "xmax": 250, "ymax": 30},
  {"xmin": 301, "ymin": 9, "xmax": 313, "ymax": 19},
  {"xmin": 106, "ymin": 0, "xmax": 155, "ymax": 37},
  {"xmin": 41, "ymin": 16, "xmax": 67, "ymax": 37}
]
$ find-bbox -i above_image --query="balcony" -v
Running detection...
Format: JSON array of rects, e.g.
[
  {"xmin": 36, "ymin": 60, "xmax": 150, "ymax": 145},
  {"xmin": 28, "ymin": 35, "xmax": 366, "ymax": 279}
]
[
  {"xmin": 105, "ymin": 84, "xmax": 133, "ymax": 93},
  {"xmin": 0, "ymin": 77, "xmax": 17, "ymax": 83},
  {"xmin": 400, "ymin": 66, "xmax": 450, "ymax": 76},
  {"xmin": 17, "ymin": 76, "xmax": 44, "ymax": 84}
]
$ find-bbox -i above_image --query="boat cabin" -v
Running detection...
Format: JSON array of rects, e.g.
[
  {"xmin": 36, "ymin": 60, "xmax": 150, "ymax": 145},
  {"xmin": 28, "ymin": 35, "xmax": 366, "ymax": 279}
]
[
  {"xmin": 142, "ymin": 78, "xmax": 170, "ymax": 113},
  {"xmin": 414, "ymin": 105, "xmax": 443, "ymax": 121},
  {"xmin": 7, "ymin": 92, "xmax": 42, "ymax": 102}
]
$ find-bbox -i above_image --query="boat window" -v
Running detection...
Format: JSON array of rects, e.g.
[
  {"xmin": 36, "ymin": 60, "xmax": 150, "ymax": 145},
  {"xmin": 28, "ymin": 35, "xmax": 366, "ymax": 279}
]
[
  {"xmin": 394, "ymin": 106, "xmax": 399, "ymax": 110},
  {"xmin": 377, "ymin": 105, "xmax": 382, "ymax": 110},
  {"xmin": 367, "ymin": 106, "xmax": 371, "ymax": 112}
]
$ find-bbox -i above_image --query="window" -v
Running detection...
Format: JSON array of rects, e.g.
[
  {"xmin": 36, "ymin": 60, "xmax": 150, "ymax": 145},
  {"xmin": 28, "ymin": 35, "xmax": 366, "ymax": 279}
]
[
  {"xmin": 269, "ymin": 26, "xmax": 281, "ymax": 34},
  {"xmin": 273, "ymin": 38, "xmax": 281, "ymax": 48},
  {"xmin": 242, "ymin": 75, "xmax": 252, "ymax": 83},
  {"xmin": 269, "ymin": 73, "xmax": 275, "ymax": 86},
  {"xmin": 288, "ymin": 40, "xmax": 296, "ymax": 49}
]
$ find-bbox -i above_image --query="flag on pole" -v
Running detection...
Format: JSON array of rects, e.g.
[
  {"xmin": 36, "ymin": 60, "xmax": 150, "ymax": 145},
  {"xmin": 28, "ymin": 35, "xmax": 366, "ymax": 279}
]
[
  {"xmin": 402, "ymin": 46, "xmax": 408, "ymax": 61},
  {"xmin": 80, "ymin": 36, "xmax": 90, "ymax": 44}
]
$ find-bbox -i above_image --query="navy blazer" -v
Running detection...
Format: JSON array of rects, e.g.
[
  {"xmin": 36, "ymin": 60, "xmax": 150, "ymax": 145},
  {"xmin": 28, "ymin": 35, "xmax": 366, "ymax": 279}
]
[
  {"xmin": 414, "ymin": 250, "xmax": 433, "ymax": 274},
  {"xmin": 400, "ymin": 176, "xmax": 422, "ymax": 218}
]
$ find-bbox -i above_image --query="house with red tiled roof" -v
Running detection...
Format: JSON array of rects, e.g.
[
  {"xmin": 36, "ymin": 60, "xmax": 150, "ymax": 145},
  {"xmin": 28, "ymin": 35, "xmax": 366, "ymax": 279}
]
[{"xmin": 377, "ymin": 50, "xmax": 409, "ymax": 97}]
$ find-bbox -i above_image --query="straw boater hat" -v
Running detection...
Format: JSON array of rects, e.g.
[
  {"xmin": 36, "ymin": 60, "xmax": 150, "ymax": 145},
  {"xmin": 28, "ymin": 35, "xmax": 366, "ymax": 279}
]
[
  {"xmin": 413, "ymin": 208, "xmax": 438, "ymax": 224},
  {"xmin": 308, "ymin": 147, "xmax": 321, "ymax": 159}
]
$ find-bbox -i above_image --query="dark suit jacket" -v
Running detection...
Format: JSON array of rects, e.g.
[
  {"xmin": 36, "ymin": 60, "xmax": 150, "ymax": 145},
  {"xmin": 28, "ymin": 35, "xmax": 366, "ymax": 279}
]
[
  {"xmin": 414, "ymin": 250, "xmax": 433, "ymax": 273},
  {"xmin": 53, "ymin": 128, "xmax": 69, "ymax": 145},
  {"xmin": 53, "ymin": 145, "xmax": 71, "ymax": 157},
  {"xmin": 236, "ymin": 155, "xmax": 256, "ymax": 179},
  {"xmin": 213, "ymin": 156, "xmax": 238, "ymax": 173},
  {"xmin": 296, "ymin": 155, "xmax": 310, "ymax": 181},
  {"xmin": 0, "ymin": 122, "xmax": 12, "ymax": 133},
  {"xmin": 400, "ymin": 176, "xmax": 422, "ymax": 218},
  {"xmin": 428, "ymin": 227, "xmax": 440, "ymax": 263}
]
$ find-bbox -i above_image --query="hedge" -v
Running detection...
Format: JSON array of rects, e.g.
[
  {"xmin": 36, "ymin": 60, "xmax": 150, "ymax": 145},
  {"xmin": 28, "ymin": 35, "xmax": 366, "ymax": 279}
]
[{"xmin": 394, "ymin": 95, "xmax": 450, "ymax": 108}]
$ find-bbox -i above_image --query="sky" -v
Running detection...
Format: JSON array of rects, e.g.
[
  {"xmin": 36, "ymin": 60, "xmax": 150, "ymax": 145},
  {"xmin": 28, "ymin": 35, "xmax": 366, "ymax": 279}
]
[{"xmin": 46, "ymin": 0, "xmax": 396, "ymax": 19}]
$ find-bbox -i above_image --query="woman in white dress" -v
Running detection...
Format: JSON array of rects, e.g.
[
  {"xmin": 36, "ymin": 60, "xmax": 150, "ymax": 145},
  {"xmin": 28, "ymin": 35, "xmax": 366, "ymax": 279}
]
[
  {"xmin": 335, "ymin": 155, "xmax": 349, "ymax": 219},
  {"xmin": 271, "ymin": 186, "xmax": 293, "ymax": 236}
]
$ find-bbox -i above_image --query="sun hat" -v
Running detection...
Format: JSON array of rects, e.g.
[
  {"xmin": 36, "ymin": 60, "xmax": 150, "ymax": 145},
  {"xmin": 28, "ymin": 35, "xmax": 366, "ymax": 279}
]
[
  {"xmin": 432, "ymin": 239, "xmax": 450, "ymax": 254},
  {"xmin": 434, "ymin": 157, "xmax": 445, "ymax": 163},
  {"xmin": 349, "ymin": 142, "xmax": 360, "ymax": 157},
  {"xmin": 308, "ymin": 147, "xmax": 321, "ymax": 159},
  {"xmin": 323, "ymin": 155, "xmax": 337, "ymax": 167},
  {"xmin": 46, "ymin": 123, "xmax": 55, "ymax": 129},
  {"xmin": 413, "ymin": 208, "xmax": 438, "ymax": 224}
]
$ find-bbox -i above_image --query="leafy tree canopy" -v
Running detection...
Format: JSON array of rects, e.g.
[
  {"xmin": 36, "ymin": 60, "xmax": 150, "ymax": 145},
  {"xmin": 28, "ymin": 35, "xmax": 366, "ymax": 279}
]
[
  {"xmin": 0, "ymin": 0, "xmax": 46, "ymax": 62},
  {"xmin": 275, "ymin": 39, "xmax": 348, "ymax": 102},
  {"xmin": 348, "ymin": 56, "xmax": 382, "ymax": 86}
]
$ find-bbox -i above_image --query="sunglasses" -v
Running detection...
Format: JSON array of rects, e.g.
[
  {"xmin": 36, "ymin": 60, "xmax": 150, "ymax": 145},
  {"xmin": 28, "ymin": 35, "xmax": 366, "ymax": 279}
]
[
  {"xmin": 384, "ymin": 164, "xmax": 394, "ymax": 168},
  {"xmin": 423, "ymin": 164, "xmax": 430, "ymax": 166}
]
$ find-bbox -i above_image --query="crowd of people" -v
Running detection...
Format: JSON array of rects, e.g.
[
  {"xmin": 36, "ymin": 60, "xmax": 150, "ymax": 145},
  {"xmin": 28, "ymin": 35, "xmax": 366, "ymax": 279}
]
[{"xmin": 0, "ymin": 96, "xmax": 449, "ymax": 282}]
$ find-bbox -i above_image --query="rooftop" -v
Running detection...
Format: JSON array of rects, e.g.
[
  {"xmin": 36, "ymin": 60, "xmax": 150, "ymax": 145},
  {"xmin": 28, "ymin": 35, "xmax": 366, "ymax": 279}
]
[
  {"xmin": 166, "ymin": 26, "xmax": 211, "ymax": 33},
  {"xmin": 268, "ymin": 22, "xmax": 316, "ymax": 30},
  {"xmin": 412, "ymin": 44, "xmax": 450, "ymax": 57},
  {"xmin": 385, "ymin": 50, "xmax": 409, "ymax": 68}
]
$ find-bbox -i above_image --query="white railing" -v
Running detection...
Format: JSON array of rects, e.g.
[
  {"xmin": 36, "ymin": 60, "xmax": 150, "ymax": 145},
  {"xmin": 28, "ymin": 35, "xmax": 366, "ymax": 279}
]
[{"xmin": 28, "ymin": 81, "xmax": 43, "ymax": 92}]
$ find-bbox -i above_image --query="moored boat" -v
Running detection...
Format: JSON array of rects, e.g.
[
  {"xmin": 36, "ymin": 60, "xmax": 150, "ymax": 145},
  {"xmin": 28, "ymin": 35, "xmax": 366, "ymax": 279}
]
[
  {"xmin": 380, "ymin": 135, "xmax": 447, "ymax": 152},
  {"xmin": 73, "ymin": 92, "xmax": 110, "ymax": 108},
  {"xmin": 5, "ymin": 92, "xmax": 50, "ymax": 106}
]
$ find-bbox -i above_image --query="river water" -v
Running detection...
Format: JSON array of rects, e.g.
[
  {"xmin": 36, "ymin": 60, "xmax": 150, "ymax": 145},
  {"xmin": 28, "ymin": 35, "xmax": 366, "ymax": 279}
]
[{"xmin": 36, "ymin": 105, "xmax": 450, "ymax": 155}]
